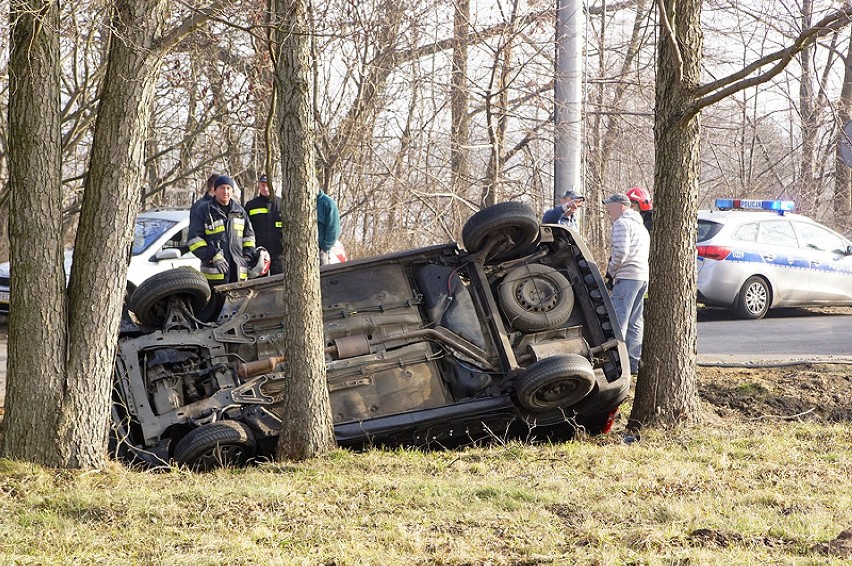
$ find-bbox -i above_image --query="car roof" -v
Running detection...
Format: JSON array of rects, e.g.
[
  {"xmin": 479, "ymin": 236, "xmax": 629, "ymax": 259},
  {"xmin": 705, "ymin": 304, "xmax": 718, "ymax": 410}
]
[
  {"xmin": 137, "ymin": 208, "xmax": 190, "ymax": 222},
  {"xmin": 697, "ymin": 209, "xmax": 812, "ymax": 224}
]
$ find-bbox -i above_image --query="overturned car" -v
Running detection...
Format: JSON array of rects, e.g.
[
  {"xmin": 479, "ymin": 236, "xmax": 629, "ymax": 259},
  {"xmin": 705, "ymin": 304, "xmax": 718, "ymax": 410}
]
[{"xmin": 111, "ymin": 202, "xmax": 630, "ymax": 469}]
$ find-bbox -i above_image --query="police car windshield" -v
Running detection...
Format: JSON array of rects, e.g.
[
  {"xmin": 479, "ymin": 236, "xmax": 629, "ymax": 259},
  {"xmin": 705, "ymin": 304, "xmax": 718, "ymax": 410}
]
[
  {"xmin": 697, "ymin": 220, "xmax": 723, "ymax": 243},
  {"xmin": 132, "ymin": 218, "xmax": 178, "ymax": 255}
]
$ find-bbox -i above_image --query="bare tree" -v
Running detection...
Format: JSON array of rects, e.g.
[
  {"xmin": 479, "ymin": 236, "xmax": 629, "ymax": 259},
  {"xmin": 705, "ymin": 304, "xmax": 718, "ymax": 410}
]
[
  {"xmin": 2, "ymin": 0, "xmax": 66, "ymax": 467},
  {"xmin": 630, "ymin": 3, "xmax": 852, "ymax": 430},
  {"xmin": 271, "ymin": 0, "xmax": 336, "ymax": 460}
]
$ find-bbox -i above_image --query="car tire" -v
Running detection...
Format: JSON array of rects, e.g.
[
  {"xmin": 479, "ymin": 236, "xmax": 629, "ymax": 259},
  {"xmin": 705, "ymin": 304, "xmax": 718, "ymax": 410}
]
[
  {"xmin": 462, "ymin": 202, "xmax": 539, "ymax": 263},
  {"xmin": 172, "ymin": 421, "xmax": 257, "ymax": 471},
  {"xmin": 515, "ymin": 354, "xmax": 596, "ymax": 412},
  {"xmin": 129, "ymin": 267, "xmax": 210, "ymax": 327},
  {"xmin": 735, "ymin": 276, "xmax": 770, "ymax": 319},
  {"xmin": 498, "ymin": 264, "xmax": 574, "ymax": 332}
]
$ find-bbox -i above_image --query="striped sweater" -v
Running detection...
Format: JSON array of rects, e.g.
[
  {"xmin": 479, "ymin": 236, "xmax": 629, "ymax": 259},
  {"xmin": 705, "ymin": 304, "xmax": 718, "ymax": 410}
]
[{"xmin": 607, "ymin": 209, "xmax": 650, "ymax": 282}]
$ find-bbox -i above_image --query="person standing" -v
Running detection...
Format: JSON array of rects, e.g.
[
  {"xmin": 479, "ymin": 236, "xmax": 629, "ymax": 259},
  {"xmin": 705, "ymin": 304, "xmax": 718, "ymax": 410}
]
[
  {"xmin": 317, "ymin": 189, "xmax": 341, "ymax": 265},
  {"xmin": 245, "ymin": 175, "xmax": 284, "ymax": 275},
  {"xmin": 603, "ymin": 193, "xmax": 650, "ymax": 375},
  {"xmin": 542, "ymin": 190, "xmax": 585, "ymax": 230},
  {"xmin": 188, "ymin": 175, "xmax": 258, "ymax": 284},
  {"xmin": 626, "ymin": 186, "xmax": 653, "ymax": 232}
]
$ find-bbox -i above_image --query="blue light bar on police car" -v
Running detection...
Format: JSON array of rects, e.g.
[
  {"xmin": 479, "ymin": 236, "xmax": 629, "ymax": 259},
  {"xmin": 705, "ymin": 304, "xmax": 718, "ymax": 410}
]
[{"xmin": 714, "ymin": 199, "xmax": 795, "ymax": 213}]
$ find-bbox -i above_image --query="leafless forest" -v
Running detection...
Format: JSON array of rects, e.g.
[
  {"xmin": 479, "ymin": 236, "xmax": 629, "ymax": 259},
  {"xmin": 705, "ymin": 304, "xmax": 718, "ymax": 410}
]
[{"xmin": 0, "ymin": 0, "xmax": 850, "ymax": 261}]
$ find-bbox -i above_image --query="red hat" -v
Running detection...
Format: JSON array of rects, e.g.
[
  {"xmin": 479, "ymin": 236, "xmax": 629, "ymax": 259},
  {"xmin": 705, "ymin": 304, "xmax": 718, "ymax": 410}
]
[{"xmin": 626, "ymin": 186, "xmax": 652, "ymax": 211}]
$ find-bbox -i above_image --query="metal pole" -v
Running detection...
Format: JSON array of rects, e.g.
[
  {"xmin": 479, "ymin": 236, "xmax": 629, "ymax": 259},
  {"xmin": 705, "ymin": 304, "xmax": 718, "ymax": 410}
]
[{"xmin": 554, "ymin": 0, "xmax": 585, "ymax": 204}]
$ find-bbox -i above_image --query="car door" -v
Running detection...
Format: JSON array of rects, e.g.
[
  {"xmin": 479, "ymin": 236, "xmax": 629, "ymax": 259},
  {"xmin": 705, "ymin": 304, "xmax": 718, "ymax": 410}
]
[
  {"xmin": 793, "ymin": 221, "xmax": 852, "ymax": 304},
  {"xmin": 755, "ymin": 220, "xmax": 810, "ymax": 305}
]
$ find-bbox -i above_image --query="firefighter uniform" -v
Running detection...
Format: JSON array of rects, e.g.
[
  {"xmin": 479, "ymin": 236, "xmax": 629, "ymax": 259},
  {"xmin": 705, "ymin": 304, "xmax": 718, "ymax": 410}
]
[
  {"xmin": 188, "ymin": 197, "xmax": 257, "ymax": 283},
  {"xmin": 245, "ymin": 193, "xmax": 284, "ymax": 275}
]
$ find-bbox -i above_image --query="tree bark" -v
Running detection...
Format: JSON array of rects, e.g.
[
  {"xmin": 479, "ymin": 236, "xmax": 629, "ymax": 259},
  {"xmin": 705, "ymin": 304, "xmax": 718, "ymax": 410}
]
[
  {"xmin": 2, "ymin": 0, "xmax": 67, "ymax": 467},
  {"xmin": 451, "ymin": 0, "xmax": 470, "ymax": 190},
  {"xmin": 629, "ymin": 0, "xmax": 702, "ymax": 429},
  {"xmin": 271, "ymin": 0, "xmax": 336, "ymax": 460},
  {"xmin": 54, "ymin": 0, "xmax": 170, "ymax": 468}
]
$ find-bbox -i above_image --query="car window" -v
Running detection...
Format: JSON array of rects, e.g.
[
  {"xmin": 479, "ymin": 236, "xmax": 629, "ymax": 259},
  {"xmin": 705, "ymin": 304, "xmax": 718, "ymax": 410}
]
[
  {"xmin": 133, "ymin": 218, "xmax": 178, "ymax": 255},
  {"xmin": 697, "ymin": 220, "xmax": 723, "ymax": 243},
  {"xmin": 757, "ymin": 221, "xmax": 798, "ymax": 248},
  {"xmin": 732, "ymin": 223, "xmax": 758, "ymax": 242},
  {"xmin": 162, "ymin": 227, "xmax": 189, "ymax": 253},
  {"xmin": 795, "ymin": 222, "xmax": 848, "ymax": 253}
]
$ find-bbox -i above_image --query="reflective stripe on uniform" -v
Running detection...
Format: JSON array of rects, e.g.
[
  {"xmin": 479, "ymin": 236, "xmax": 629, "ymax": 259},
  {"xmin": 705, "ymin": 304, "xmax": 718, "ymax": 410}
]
[
  {"xmin": 234, "ymin": 217, "xmax": 245, "ymax": 236},
  {"xmin": 275, "ymin": 221, "xmax": 283, "ymax": 228},
  {"xmin": 249, "ymin": 208, "xmax": 269, "ymax": 215},
  {"xmin": 242, "ymin": 237, "xmax": 256, "ymax": 248},
  {"xmin": 205, "ymin": 220, "xmax": 225, "ymax": 235},
  {"xmin": 189, "ymin": 237, "xmax": 207, "ymax": 251},
  {"xmin": 203, "ymin": 272, "xmax": 225, "ymax": 281}
]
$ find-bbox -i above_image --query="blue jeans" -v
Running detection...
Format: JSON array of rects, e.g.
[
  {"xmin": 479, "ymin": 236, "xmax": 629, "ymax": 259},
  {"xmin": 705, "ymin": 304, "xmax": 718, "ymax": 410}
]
[{"xmin": 610, "ymin": 278, "xmax": 647, "ymax": 374}]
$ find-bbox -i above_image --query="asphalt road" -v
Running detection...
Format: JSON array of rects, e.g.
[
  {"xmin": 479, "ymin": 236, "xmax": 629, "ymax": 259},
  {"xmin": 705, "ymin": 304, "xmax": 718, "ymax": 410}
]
[
  {"xmin": 697, "ymin": 308, "xmax": 852, "ymax": 361},
  {"xmin": 0, "ymin": 309, "xmax": 850, "ymax": 407}
]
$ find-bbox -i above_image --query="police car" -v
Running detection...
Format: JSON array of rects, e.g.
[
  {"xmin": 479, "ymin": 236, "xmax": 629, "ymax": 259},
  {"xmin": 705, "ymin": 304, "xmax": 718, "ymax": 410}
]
[{"xmin": 697, "ymin": 199, "xmax": 852, "ymax": 319}]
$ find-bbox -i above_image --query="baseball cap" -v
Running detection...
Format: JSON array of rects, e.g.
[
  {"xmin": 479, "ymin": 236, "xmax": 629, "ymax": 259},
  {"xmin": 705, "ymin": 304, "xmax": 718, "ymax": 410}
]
[
  {"xmin": 258, "ymin": 175, "xmax": 268, "ymax": 183},
  {"xmin": 602, "ymin": 193, "xmax": 631, "ymax": 206},
  {"xmin": 562, "ymin": 190, "xmax": 585, "ymax": 200}
]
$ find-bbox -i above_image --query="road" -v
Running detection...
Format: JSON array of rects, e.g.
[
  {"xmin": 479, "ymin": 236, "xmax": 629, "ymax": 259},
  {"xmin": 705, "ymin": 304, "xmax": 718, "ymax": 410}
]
[
  {"xmin": 697, "ymin": 308, "xmax": 852, "ymax": 362},
  {"xmin": 0, "ymin": 309, "xmax": 850, "ymax": 407}
]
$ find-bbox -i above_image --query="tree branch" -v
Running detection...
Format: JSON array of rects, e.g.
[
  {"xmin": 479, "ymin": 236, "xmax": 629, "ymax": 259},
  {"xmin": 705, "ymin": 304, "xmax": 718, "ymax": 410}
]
[
  {"xmin": 689, "ymin": 7, "xmax": 852, "ymax": 117},
  {"xmin": 155, "ymin": 0, "xmax": 229, "ymax": 53}
]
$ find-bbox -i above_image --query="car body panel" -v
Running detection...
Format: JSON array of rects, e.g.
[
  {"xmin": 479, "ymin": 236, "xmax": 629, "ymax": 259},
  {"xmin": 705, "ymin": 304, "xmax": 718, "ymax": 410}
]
[
  {"xmin": 112, "ymin": 219, "xmax": 631, "ymax": 465},
  {"xmin": 696, "ymin": 210, "xmax": 852, "ymax": 313}
]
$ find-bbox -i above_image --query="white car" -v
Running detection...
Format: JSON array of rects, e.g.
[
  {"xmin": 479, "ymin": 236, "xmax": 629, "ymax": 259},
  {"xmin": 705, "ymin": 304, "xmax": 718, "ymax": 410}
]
[
  {"xmin": 697, "ymin": 199, "xmax": 852, "ymax": 318},
  {"xmin": 0, "ymin": 209, "xmax": 199, "ymax": 314},
  {"xmin": 0, "ymin": 208, "xmax": 349, "ymax": 313}
]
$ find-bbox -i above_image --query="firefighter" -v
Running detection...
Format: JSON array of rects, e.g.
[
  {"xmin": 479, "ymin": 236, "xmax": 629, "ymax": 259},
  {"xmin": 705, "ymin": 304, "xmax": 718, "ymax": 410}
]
[
  {"xmin": 188, "ymin": 175, "xmax": 258, "ymax": 284},
  {"xmin": 245, "ymin": 175, "xmax": 284, "ymax": 275}
]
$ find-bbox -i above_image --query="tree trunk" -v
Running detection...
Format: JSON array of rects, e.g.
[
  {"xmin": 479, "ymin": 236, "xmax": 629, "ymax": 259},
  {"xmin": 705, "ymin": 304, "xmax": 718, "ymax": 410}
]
[
  {"xmin": 835, "ymin": 34, "xmax": 852, "ymax": 217},
  {"xmin": 271, "ymin": 0, "xmax": 336, "ymax": 460},
  {"xmin": 451, "ymin": 0, "xmax": 470, "ymax": 190},
  {"xmin": 55, "ymin": 0, "xmax": 169, "ymax": 468},
  {"xmin": 2, "ymin": 0, "xmax": 67, "ymax": 467},
  {"xmin": 629, "ymin": 0, "xmax": 702, "ymax": 429}
]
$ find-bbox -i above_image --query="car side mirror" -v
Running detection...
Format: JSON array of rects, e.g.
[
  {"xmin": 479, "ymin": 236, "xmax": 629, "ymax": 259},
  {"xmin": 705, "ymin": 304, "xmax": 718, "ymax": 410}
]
[
  {"xmin": 847, "ymin": 245, "xmax": 852, "ymax": 256},
  {"xmin": 155, "ymin": 248, "xmax": 182, "ymax": 261}
]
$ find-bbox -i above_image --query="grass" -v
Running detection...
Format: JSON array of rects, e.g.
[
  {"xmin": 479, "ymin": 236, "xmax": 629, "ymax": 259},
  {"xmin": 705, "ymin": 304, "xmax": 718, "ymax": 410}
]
[{"xmin": 0, "ymin": 421, "xmax": 849, "ymax": 565}]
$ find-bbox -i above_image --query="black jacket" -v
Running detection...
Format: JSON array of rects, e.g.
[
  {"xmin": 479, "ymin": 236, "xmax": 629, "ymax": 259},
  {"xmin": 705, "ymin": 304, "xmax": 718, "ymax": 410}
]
[
  {"xmin": 245, "ymin": 194, "xmax": 283, "ymax": 258},
  {"xmin": 188, "ymin": 198, "xmax": 256, "ymax": 283}
]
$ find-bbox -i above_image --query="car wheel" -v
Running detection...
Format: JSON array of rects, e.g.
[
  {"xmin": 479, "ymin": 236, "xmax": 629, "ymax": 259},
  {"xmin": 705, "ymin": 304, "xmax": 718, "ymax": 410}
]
[
  {"xmin": 735, "ymin": 276, "xmax": 770, "ymax": 319},
  {"xmin": 498, "ymin": 264, "xmax": 574, "ymax": 332},
  {"xmin": 172, "ymin": 421, "xmax": 257, "ymax": 471},
  {"xmin": 129, "ymin": 267, "xmax": 210, "ymax": 327},
  {"xmin": 515, "ymin": 355, "xmax": 596, "ymax": 412},
  {"xmin": 462, "ymin": 202, "xmax": 539, "ymax": 263}
]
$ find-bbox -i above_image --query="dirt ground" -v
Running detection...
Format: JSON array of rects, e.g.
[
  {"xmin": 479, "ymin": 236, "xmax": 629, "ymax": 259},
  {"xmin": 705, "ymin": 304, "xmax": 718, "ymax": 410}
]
[{"xmin": 698, "ymin": 363, "xmax": 852, "ymax": 423}]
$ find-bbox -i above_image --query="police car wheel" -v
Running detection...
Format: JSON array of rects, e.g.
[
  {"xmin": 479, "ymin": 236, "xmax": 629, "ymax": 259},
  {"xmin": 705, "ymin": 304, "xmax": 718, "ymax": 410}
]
[
  {"xmin": 515, "ymin": 355, "xmax": 595, "ymax": 412},
  {"xmin": 462, "ymin": 202, "xmax": 539, "ymax": 264},
  {"xmin": 499, "ymin": 264, "xmax": 574, "ymax": 332},
  {"xmin": 735, "ymin": 276, "xmax": 770, "ymax": 320}
]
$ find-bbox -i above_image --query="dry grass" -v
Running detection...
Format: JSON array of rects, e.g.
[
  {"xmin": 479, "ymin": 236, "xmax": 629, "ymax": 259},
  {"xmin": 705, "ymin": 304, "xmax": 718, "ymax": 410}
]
[{"xmin": 0, "ymin": 419, "xmax": 849, "ymax": 565}]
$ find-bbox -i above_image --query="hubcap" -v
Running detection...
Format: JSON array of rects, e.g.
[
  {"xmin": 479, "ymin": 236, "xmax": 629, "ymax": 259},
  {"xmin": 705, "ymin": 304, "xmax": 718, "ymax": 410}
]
[{"xmin": 745, "ymin": 282, "xmax": 767, "ymax": 314}]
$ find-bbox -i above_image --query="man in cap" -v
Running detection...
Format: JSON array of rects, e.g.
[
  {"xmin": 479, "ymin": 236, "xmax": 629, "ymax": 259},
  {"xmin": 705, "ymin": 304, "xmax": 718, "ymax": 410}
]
[
  {"xmin": 245, "ymin": 174, "xmax": 284, "ymax": 275},
  {"xmin": 542, "ymin": 190, "xmax": 586, "ymax": 230},
  {"xmin": 188, "ymin": 174, "xmax": 258, "ymax": 285},
  {"xmin": 603, "ymin": 193, "xmax": 650, "ymax": 375}
]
